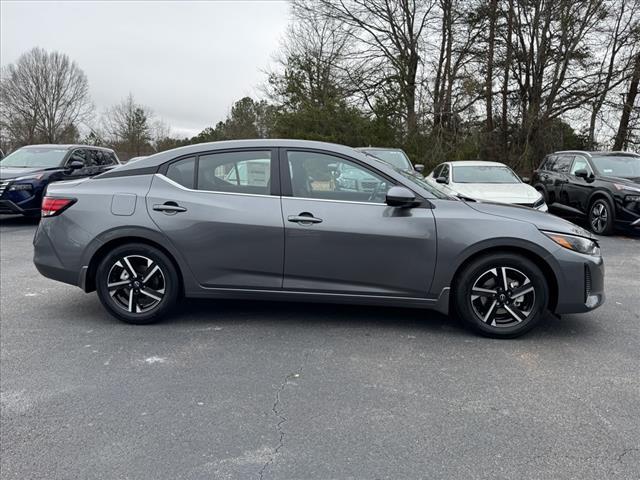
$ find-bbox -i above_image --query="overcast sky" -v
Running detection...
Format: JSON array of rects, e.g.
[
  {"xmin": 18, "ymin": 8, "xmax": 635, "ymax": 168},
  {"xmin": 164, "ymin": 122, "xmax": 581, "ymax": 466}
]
[{"xmin": 0, "ymin": 0, "xmax": 291, "ymax": 137}]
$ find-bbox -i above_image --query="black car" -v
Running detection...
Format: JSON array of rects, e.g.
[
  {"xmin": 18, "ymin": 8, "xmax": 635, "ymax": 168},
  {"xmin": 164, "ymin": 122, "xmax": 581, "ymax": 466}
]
[
  {"xmin": 531, "ymin": 151, "xmax": 640, "ymax": 235},
  {"xmin": 0, "ymin": 144, "xmax": 120, "ymax": 217}
]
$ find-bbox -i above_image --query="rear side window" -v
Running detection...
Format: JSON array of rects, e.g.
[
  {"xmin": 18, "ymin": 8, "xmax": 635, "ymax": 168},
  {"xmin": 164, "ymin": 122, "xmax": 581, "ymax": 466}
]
[
  {"xmin": 554, "ymin": 156, "xmax": 573, "ymax": 173},
  {"xmin": 197, "ymin": 151, "xmax": 271, "ymax": 195},
  {"xmin": 166, "ymin": 157, "xmax": 195, "ymax": 188}
]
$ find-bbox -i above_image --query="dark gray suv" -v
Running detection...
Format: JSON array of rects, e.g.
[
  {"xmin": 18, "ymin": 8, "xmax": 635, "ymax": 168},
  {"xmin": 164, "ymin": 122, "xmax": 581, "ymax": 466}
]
[{"xmin": 33, "ymin": 140, "xmax": 605, "ymax": 338}]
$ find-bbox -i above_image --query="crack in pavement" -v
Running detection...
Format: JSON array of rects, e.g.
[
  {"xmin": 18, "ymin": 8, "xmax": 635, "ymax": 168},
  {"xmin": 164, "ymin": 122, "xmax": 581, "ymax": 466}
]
[{"xmin": 257, "ymin": 354, "xmax": 308, "ymax": 480}]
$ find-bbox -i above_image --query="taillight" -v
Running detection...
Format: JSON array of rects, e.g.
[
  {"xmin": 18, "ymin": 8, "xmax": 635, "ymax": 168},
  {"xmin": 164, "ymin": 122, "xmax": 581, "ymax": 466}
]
[{"xmin": 41, "ymin": 197, "xmax": 76, "ymax": 217}]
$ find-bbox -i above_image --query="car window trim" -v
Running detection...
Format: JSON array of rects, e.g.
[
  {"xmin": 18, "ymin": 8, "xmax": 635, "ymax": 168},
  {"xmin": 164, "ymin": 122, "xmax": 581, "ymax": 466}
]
[{"xmin": 160, "ymin": 147, "xmax": 279, "ymax": 196}]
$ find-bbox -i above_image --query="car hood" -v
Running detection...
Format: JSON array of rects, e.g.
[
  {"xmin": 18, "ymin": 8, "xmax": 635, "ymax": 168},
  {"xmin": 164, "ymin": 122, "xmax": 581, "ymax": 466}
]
[
  {"xmin": 452, "ymin": 182, "xmax": 540, "ymax": 203},
  {"xmin": 465, "ymin": 201, "xmax": 595, "ymax": 238},
  {"xmin": 0, "ymin": 166, "xmax": 46, "ymax": 180},
  {"xmin": 599, "ymin": 175, "xmax": 640, "ymax": 186}
]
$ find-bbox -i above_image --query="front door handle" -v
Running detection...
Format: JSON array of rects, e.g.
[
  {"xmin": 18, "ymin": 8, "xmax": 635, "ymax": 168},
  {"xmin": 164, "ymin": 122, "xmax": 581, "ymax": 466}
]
[
  {"xmin": 153, "ymin": 202, "xmax": 187, "ymax": 214},
  {"xmin": 288, "ymin": 213, "xmax": 322, "ymax": 225}
]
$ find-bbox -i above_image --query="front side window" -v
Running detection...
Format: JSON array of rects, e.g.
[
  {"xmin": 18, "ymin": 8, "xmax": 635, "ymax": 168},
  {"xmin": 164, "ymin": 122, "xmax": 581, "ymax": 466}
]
[
  {"xmin": 287, "ymin": 151, "xmax": 391, "ymax": 203},
  {"xmin": 440, "ymin": 164, "xmax": 450, "ymax": 180},
  {"xmin": 198, "ymin": 151, "xmax": 271, "ymax": 195},
  {"xmin": 0, "ymin": 147, "xmax": 68, "ymax": 168},
  {"xmin": 69, "ymin": 149, "xmax": 87, "ymax": 166},
  {"xmin": 570, "ymin": 157, "xmax": 591, "ymax": 175}
]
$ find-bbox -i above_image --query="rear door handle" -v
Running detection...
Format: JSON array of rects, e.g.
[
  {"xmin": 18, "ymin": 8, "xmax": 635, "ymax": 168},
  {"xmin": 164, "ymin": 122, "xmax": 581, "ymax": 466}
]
[
  {"xmin": 288, "ymin": 214, "xmax": 322, "ymax": 224},
  {"xmin": 153, "ymin": 202, "xmax": 187, "ymax": 214}
]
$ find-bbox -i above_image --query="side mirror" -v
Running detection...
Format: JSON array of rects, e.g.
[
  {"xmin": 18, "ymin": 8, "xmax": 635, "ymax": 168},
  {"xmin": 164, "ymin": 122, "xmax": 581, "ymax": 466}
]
[
  {"xmin": 435, "ymin": 176, "xmax": 448, "ymax": 184},
  {"xmin": 521, "ymin": 176, "xmax": 530, "ymax": 183},
  {"xmin": 574, "ymin": 169, "xmax": 589, "ymax": 179},
  {"xmin": 67, "ymin": 160, "xmax": 84, "ymax": 170},
  {"xmin": 386, "ymin": 186, "xmax": 418, "ymax": 207},
  {"xmin": 414, "ymin": 164, "xmax": 425, "ymax": 173}
]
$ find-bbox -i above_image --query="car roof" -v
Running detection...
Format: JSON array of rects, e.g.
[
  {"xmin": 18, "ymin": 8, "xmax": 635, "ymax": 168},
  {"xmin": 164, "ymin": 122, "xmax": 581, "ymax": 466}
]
[
  {"xmin": 445, "ymin": 160, "xmax": 507, "ymax": 167},
  {"xmin": 114, "ymin": 139, "xmax": 370, "ymax": 172},
  {"xmin": 22, "ymin": 144, "xmax": 115, "ymax": 152},
  {"xmin": 552, "ymin": 150, "xmax": 640, "ymax": 157}
]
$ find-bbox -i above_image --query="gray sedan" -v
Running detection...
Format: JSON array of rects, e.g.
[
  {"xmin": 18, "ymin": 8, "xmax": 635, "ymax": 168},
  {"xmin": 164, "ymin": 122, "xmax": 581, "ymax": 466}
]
[{"xmin": 33, "ymin": 140, "xmax": 604, "ymax": 338}]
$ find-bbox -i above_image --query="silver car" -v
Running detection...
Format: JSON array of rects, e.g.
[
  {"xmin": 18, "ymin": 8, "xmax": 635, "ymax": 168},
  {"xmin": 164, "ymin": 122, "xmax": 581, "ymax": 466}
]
[{"xmin": 33, "ymin": 140, "xmax": 605, "ymax": 338}]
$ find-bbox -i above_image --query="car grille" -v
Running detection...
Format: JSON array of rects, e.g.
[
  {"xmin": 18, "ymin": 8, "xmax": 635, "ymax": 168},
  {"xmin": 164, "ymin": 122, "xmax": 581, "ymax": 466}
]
[
  {"xmin": 584, "ymin": 264, "xmax": 592, "ymax": 302},
  {"xmin": 0, "ymin": 180, "xmax": 10, "ymax": 198},
  {"xmin": 360, "ymin": 181, "xmax": 378, "ymax": 191}
]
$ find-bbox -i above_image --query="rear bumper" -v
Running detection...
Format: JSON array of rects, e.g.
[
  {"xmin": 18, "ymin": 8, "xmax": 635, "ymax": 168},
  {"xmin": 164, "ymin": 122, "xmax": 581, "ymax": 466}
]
[{"xmin": 33, "ymin": 220, "xmax": 82, "ymax": 287}]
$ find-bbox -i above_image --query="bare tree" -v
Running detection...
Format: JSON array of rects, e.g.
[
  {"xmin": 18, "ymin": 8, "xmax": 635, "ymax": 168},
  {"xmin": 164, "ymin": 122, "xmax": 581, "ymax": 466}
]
[
  {"xmin": 297, "ymin": 0, "xmax": 436, "ymax": 139},
  {"xmin": 613, "ymin": 52, "xmax": 640, "ymax": 150},
  {"xmin": 0, "ymin": 47, "xmax": 93, "ymax": 146},
  {"xmin": 103, "ymin": 94, "xmax": 152, "ymax": 157}
]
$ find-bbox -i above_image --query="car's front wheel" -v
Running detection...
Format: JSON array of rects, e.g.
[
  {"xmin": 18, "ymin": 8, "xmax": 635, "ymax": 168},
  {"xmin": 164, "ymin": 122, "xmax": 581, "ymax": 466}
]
[
  {"xmin": 453, "ymin": 253, "xmax": 549, "ymax": 338},
  {"xmin": 96, "ymin": 243, "xmax": 179, "ymax": 324},
  {"xmin": 588, "ymin": 198, "xmax": 614, "ymax": 235}
]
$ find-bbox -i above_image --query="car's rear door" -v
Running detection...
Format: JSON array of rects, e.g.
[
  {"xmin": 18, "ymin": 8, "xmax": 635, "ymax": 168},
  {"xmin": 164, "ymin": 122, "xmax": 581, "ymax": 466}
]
[
  {"xmin": 562, "ymin": 155, "xmax": 595, "ymax": 213},
  {"xmin": 279, "ymin": 148, "xmax": 437, "ymax": 297},
  {"xmin": 146, "ymin": 148, "xmax": 284, "ymax": 289}
]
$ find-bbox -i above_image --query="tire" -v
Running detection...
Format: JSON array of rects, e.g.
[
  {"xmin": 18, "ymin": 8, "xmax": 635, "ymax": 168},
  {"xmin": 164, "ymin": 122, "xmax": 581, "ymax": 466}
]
[
  {"xmin": 453, "ymin": 253, "xmax": 549, "ymax": 338},
  {"xmin": 96, "ymin": 243, "xmax": 179, "ymax": 324},
  {"xmin": 588, "ymin": 198, "xmax": 614, "ymax": 235}
]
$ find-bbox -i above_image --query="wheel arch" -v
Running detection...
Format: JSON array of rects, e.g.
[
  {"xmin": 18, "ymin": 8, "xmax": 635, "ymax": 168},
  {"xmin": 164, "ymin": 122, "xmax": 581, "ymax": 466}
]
[
  {"xmin": 83, "ymin": 233, "xmax": 187, "ymax": 294},
  {"xmin": 450, "ymin": 245, "xmax": 559, "ymax": 313},
  {"xmin": 586, "ymin": 189, "xmax": 616, "ymax": 215}
]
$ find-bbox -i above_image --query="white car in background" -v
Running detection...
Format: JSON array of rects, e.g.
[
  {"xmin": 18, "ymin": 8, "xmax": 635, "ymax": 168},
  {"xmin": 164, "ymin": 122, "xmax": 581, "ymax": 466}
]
[{"xmin": 426, "ymin": 160, "xmax": 548, "ymax": 211}]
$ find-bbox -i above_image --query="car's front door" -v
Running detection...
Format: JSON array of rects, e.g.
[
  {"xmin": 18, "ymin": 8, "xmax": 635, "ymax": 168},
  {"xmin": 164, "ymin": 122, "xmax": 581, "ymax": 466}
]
[
  {"xmin": 146, "ymin": 149, "xmax": 284, "ymax": 289},
  {"xmin": 280, "ymin": 149, "xmax": 437, "ymax": 297},
  {"xmin": 562, "ymin": 155, "xmax": 595, "ymax": 213}
]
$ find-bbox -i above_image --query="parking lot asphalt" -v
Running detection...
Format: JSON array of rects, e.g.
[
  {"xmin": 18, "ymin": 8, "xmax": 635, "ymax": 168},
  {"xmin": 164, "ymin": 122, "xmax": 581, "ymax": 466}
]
[{"xmin": 1, "ymin": 215, "xmax": 639, "ymax": 480}]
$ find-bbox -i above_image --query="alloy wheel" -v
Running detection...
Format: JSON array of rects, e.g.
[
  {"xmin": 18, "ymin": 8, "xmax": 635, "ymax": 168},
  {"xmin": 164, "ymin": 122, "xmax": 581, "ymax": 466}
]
[
  {"xmin": 590, "ymin": 202, "xmax": 608, "ymax": 234},
  {"xmin": 107, "ymin": 255, "xmax": 166, "ymax": 313},
  {"xmin": 470, "ymin": 267, "xmax": 536, "ymax": 328}
]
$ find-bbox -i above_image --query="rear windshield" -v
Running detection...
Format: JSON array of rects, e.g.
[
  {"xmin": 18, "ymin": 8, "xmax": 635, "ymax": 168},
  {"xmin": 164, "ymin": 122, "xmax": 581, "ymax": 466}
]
[
  {"xmin": 452, "ymin": 165, "xmax": 520, "ymax": 183},
  {"xmin": 0, "ymin": 147, "xmax": 67, "ymax": 168},
  {"xmin": 591, "ymin": 155, "xmax": 640, "ymax": 178}
]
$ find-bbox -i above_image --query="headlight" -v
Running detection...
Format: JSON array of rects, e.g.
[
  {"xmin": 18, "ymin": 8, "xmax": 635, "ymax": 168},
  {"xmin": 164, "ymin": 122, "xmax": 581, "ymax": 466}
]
[
  {"xmin": 542, "ymin": 231, "xmax": 600, "ymax": 256},
  {"xmin": 8, "ymin": 183, "xmax": 33, "ymax": 192},
  {"xmin": 614, "ymin": 183, "xmax": 640, "ymax": 193},
  {"xmin": 533, "ymin": 196, "xmax": 545, "ymax": 209}
]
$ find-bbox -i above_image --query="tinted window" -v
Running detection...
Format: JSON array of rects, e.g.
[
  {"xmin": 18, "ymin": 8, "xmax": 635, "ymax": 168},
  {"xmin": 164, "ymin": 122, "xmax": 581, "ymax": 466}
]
[
  {"xmin": 553, "ymin": 156, "xmax": 573, "ymax": 173},
  {"xmin": 166, "ymin": 157, "xmax": 195, "ymax": 188},
  {"xmin": 197, "ymin": 151, "xmax": 271, "ymax": 195},
  {"xmin": 87, "ymin": 150, "xmax": 99, "ymax": 167},
  {"xmin": 92, "ymin": 150, "xmax": 117, "ymax": 166},
  {"xmin": 287, "ymin": 151, "xmax": 390, "ymax": 203},
  {"xmin": 107, "ymin": 152, "xmax": 119, "ymax": 164},
  {"xmin": 432, "ymin": 164, "xmax": 443, "ymax": 178},
  {"xmin": 541, "ymin": 155, "xmax": 556, "ymax": 171},
  {"xmin": 69, "ymin": 149, "xmax": 87, "ymax": 166},
  {"xmin": 441, "ymin": 164, "xmax": 450, "ymax": 180}
]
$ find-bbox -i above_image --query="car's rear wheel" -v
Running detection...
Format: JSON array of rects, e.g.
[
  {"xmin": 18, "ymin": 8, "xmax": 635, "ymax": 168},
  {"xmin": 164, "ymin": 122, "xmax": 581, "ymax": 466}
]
[
  {"xmin": 588, "ymin": 198, "xmax": 614, "ymax": 235},
  {"xmin": 96, "ymin": 243, "xmax": 179, "ymax": 324},
  {"xmin": 453, "ymin": 253, "xmax": 549, "ymax": 338}
]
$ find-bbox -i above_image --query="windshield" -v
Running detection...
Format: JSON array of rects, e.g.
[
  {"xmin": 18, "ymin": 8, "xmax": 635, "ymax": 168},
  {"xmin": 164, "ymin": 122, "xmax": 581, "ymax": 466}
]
[
  {"xmin": 0, "ymin": 147, "xmax": 68, "ymax": 168},
  {"xmin": 395, "ymin": 168, "xmax": 451, "ymax": 199},
  {"xmin": 453, "ymin": 165, "xmax": 520, "ymax": 183},
  {"xmin": 591, "ymin": 155, "xmax": 640, "ymax": 178},
  {"xmin": 363, "ymin": 149, "xmax": 412, "ymax": 170}
]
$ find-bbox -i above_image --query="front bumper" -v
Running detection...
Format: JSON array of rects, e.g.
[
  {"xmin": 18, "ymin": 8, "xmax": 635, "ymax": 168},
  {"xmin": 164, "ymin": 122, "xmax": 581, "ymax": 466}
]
[{"xmin": 553, "ymin": 249, "xmax": 605, "ymax": 314}]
